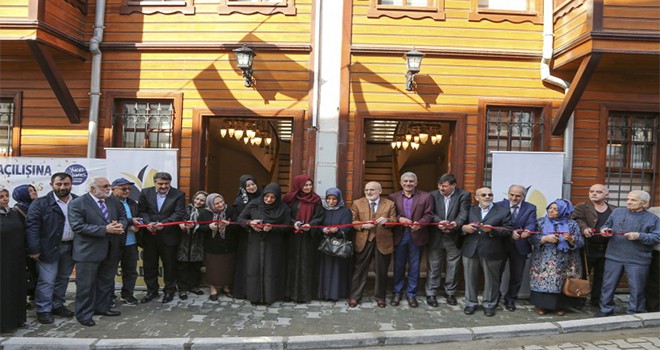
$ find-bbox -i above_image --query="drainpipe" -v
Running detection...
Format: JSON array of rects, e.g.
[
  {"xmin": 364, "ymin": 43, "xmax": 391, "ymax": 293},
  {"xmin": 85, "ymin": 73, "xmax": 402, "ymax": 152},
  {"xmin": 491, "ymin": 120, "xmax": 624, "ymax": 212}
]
[
  {"xmin": 541, "ymin": 0, "xmax": 573, "ymax": 199},
  {"xmin": 86, "ymin": 0, "xmax": 107, "ymax": 158},
  {"xmin": 311, "ymin": 0, "xmax": 321, "ymax": 129}
]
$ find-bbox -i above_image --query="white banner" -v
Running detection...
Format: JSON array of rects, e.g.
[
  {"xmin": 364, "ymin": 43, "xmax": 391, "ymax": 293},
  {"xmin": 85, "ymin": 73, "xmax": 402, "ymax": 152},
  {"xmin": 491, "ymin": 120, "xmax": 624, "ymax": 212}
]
[
  {"xmin": 0, "ymin": 157, "xmax": 106, "ymax": 206},
  {"xmin": 492, "ymin": 151, "xmax": 564, "ymax": 218},
  {"xmin": 105, "ymin": 148, "xmax": 179, "ymax": 201}
]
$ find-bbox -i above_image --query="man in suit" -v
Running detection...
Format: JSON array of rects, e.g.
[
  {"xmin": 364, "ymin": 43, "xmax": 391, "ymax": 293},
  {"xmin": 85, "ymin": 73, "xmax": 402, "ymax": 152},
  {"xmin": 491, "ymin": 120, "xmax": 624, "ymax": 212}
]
[
  {"xmin": 461, "ymin": 187, "xmax": 513, "ymax": 317},
  {"xmin": 68, "ymin": 177, "xmax": 127, "ymax": 327},
  {"xmin": 425, "ymin": 173, "xmax": 471, "ymax": 307},
  {"xmin": 111, "ymin": 177, "xmax": 141, "ymax": 306},
  {"xmin": 495, "ymin": 184, "xmax": 536, "ymax": 312},
  {"xmin": 349, "ymin": 181, "xmax": 397, "ymax": 308},
  {"xmin": 25, "ymin": 172, "xmax": 78, "ymax": 324},
  {"xmin": 388, "ymin": 172, "xmax": 434, "ymax": 308},
  {"xmin": 571, "ymin": 183, "xmax": 615, "ymax": 307},
  {"xmin": 138, "ymin": 172, "xmax": 186, "ymax": 304}
]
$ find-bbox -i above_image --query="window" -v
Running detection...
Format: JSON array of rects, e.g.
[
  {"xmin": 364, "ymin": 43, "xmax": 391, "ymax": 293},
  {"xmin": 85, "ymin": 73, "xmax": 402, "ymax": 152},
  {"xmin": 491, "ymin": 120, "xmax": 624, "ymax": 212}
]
[
  {"xmin": 120, "ymin": 0, "xmax": 195, "ymax": 15},
  {"xmin": 113, "ymin": 101, "xmax": 174, "ymax": 148},
  {"xmin": 219, "ymin": 0, "xmax": 296, "ymax": 16},
  {"xmin": 469, "ymin": 0, "xmax": 542, "ymax": 24},
  {"xmin": 482, "ymin": 106, "xmax": 546, "ymax": 186},
  {"xmin": 606, "ymin": 111, "xmax": 659, "ymax": 206},
  {"xmin": 0, "ymin": 98, "xmax": 14, "ymax": 156},
  {"xmin": 367, "ymin": 0, "xmax": 446, "ymax": 20}
]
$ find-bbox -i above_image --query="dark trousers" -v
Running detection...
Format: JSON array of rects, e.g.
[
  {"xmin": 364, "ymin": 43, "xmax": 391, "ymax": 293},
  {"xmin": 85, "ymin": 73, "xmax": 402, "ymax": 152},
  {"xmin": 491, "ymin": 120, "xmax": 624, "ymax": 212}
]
[
  {"xmin": 74, "ymin": 256, "xmax": 116, "ymax": 322},
  {"xmin": 499, "ymin": 239, "xmax": 527, "ymax": 302},
  {"xmin": 142, "ymin": 236, "xmax": 178, "ymax": 294},
  {"xmin": 646, "ymin": 250, "xmax": 660, "ymax": 312},
  {"xmin": 600, "ymin": 259, "xmax": 649, "ymax": 314},
  {"xmin": 350, "ymin": 239, "xmax": 391, "ymax": 301},
  {"xmin": 392, "ymin": 231, "xmax": 422, "ymax": 297},
  {"xmin": 119, "ymin": 244, "xmax": 139, "ymax": 298},
  {"xmin": 586, "ymin": 254, "xmax": 607, "ymax": 305},
  {"xmin": 177, "ymin": 261, "xmax": 202, "ymax": 292}
]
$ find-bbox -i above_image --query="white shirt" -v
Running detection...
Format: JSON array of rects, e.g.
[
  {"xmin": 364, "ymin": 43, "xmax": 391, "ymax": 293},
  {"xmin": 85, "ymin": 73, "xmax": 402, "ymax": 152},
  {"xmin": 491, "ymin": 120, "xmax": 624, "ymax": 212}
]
[{"xmin": 53, "ymin": 192, "xmax": 74, "ymax": 241}]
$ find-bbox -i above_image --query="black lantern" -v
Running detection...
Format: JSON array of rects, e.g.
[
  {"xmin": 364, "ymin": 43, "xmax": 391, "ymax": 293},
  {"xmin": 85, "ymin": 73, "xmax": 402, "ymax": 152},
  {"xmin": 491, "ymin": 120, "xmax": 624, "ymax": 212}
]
[
  {"xmin": 234, "ymin": 44, "xmax": 256, "ymax": 87},
  {"xmin": 404, "ymin": 48, "xmax": 424, "ymax": 91}
]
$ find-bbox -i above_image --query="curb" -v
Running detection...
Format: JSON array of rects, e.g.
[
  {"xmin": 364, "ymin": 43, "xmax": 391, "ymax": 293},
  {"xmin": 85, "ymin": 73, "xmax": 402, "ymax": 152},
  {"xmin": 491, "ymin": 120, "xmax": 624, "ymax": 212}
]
[{"xmin": 1, "ymin": 313, "xmax": 658, "ymax": 349}]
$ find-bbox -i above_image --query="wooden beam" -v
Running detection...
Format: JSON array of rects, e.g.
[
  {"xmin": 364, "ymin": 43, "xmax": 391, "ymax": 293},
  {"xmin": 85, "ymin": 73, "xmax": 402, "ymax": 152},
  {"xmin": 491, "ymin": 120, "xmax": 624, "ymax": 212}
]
[
  {"xmin": 27, "ymin": 40, "xmax": 80, "ymax": 124},
  {"xmin": 551, "ymin": 53, "xmax": 601, "ymax": 135}
]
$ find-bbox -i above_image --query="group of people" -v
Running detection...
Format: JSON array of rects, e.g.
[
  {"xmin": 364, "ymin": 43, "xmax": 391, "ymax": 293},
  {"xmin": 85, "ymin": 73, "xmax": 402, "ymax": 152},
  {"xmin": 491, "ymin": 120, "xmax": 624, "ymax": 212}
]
[{"xmin": 1, "ymin": 171, "xmax": 659, "ymax": 332}]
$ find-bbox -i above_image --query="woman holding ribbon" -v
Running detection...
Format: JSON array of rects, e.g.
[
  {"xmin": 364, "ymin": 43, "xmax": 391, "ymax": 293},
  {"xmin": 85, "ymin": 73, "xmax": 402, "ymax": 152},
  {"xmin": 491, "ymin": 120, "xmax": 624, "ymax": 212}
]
[
  {"xmin": 232, "ymin": 175, "xmax": 261, "ymax": 299},
  {"xmin": 238, "ymin": 183, "xmax": 292, "ymax": 305},
  {"xmin": 200, "ymin": 193, "xmax": 238, "ymax": 301},
  {"xmin": 317, "ymin": 187, "xmax": 353, "ymax": 301},
  {"xmin": 282, "ymin": 175, "xmax": 325, "ymax": 303},
  {"xmin": 1, "ymin": 188, "xmax": 27, "ymax": 332},
  {"xmin": 176, "ymin": 191, "xmax": 208, "ymax": 300},
  {"xmin": 527, "ymin": 199, "xmax": 584, "ymax": 316},
  {"xmin": 12, "ymin": 184, "xmax": 38, "ymax": 305}
]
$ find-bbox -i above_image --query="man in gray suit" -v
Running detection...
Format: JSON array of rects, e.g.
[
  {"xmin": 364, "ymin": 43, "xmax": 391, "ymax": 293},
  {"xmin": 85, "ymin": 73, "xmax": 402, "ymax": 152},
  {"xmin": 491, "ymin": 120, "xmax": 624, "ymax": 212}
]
[
  {"xmin": 68, "ymin": 177, "xmax": 127, "ymax": 327},
  {"xmin": 425, "ymin": 173, "xmax": 471, "ymax": 307},
  {"xmin": 461, "ymin": 187, "xmax": 513, "ymax": 317}
]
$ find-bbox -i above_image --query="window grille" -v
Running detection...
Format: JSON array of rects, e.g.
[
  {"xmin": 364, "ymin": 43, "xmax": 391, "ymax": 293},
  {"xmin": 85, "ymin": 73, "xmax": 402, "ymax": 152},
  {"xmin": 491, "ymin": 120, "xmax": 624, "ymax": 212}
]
[
  {"xmin": 114, "ymin": 101, "xmax": 173, "ymax": 148},
  {"xmin": 483, "ymin": 107, "xmax": 544, "ymax": 187},
  {"xmin": 606, "ymin": 111, "xmax": 659, "ymax": 206},
  {"xmin": 0, "ymin": 98, "xmax": 14, "ymax": 156}
]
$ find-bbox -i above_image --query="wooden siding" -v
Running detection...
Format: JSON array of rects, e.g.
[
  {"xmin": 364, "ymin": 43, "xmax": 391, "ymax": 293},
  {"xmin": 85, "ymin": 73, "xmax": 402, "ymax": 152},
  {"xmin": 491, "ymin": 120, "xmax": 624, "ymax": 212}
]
[
  {"xmin": 0, "ymin": 0, "xmax": 31, "ymax": 19},
  {"xmin": 353, "ymin": 0, "xmax": 543, "ymax": 53},
  {"xmin": 602, "ymin": 0, "xmax": 660, "ymax": 33},
  {"xmin": 553, "ymin": 0, "xmax": 590, "ymax": 53},
  {"xmin": 41, "ymin": 0, "xmax": 86, "ymax": 42}
]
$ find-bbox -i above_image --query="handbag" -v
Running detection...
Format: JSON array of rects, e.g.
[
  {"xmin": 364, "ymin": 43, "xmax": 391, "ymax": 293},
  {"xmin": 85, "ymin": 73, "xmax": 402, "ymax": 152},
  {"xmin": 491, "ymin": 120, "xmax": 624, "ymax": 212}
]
[
  {"xmin": 318, "ymin": 234, "xmax": 353, "ymax": 258},
  {"xmin": 562, "ymin": 249, "xmax": 591, "ymax": 298}
]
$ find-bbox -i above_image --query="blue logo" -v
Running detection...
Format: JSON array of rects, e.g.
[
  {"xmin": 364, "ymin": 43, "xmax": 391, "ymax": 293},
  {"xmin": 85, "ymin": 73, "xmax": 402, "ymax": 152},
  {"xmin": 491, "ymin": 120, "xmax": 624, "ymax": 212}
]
[{"xmin": 65, "ymin": 164, "xmax": 88, "ymax": 185}]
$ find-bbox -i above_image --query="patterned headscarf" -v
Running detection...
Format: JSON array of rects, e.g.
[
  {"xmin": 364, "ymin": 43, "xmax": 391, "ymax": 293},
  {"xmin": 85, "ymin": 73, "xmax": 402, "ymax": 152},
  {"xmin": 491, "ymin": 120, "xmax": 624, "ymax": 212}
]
[
  {"xmin": 236, "ymin": 174, "xmax": 261, "ymax": 205},
  {"xmin": 206, "ymin": 193, "xmax": 227, "ymax": 238},
  {"xmin": 542, "ymin": 199, "xmax": 574, "ymax": 252}
]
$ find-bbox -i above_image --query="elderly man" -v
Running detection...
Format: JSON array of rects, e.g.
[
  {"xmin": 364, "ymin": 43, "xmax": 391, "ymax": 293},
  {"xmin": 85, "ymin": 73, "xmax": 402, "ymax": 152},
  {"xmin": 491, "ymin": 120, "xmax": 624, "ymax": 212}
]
[
  {"xmin": 349, "ymin": 181, "xmax": 397, "ymax": 308},
  {"xmin": 595, "ymin": 190, "xmax": 660, "ymax": 317},
  {"xmin": 572, "ymin": 184, "xmax": 616, "ymax": 306},
  {"xmin": 111, "ymin": 178, "xmax": 141, "ymax": 306},
  {"xmin": 68, "ymin": 177, "xmax": 127, "ymax": 326},
  {"xmin": 461, "ymin": 187, "xmax": 513, "ymax": 317},
  {"xmin": 25, "ymin": 172, "xmax": 78, "ymax": 324},
  {"xmin": 496, "ymin": 184, "xmax": 537, "ymax": 312},
  {"xmin": 426, "ymin": 173, "xmax": 471, "ymax": 307},
  {"xmin": 388, "ymin": 172, "xmax": 434, "ymax": 308}
]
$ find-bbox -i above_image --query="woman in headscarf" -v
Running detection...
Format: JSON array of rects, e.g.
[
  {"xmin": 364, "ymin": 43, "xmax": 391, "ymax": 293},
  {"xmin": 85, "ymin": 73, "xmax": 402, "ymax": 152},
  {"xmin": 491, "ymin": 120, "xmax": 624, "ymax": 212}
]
[
  {"xmin": 12, "ymin": 184, "xmax": 38, "ymax": 305},
  {"xmin": 232, "ymin": 175, "xmax": 261, "ymax": 299},
  {"xmin": 1, "ymin": 188, "xmax": 27, "ymax": 332},
  {"xmin": 317, "ymin": 188, "xmax": 353, "ymax": 301},
  {"xmin": 238, "ymin": 183, "xmax": 292, "ymax": 305},
  {"xmin": 176, "ymin": 191, "xmax": 208, "ymax": 300},
  {"xmin": 527, "ymin": 199, "xmax": 584, "ymax": 316},
  {"xmin": 199, "ymin": 193, "xmax": 238, "ymax": 301},
  {"xmin": 282, "ymin": 175, "xmax": 325, "ymax": 303}
]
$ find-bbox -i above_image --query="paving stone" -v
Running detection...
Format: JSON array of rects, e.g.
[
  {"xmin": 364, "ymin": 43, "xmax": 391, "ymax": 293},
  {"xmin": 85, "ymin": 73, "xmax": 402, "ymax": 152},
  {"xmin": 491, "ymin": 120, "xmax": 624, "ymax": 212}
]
[
  {"xmin": 472, "ymin": 322, "xmax": 560, "ymax": 340},
  {"xmin": 640, "ymin": 337, "xmax": 660, "ymax": 347},
  {"xmin": 382, "ymin": 328, "xmax": 473, "ymax": 345},
  {"xmin": 95, "ymin": 338, "xmax": 190, "ymax": 349},
  {"xmin": 1, "ymin": 337, "xmax": 95, "ymax": 350},
  {"xmin": 286, "ymin": 333, "xmax": 379, "ymax": 349},
  {"xmin": 557, "ymin": 315, "xmax": 643, "ymax": 333},
  {"xmin": 634, "ymin": 313, "xmax": 660, "ymax": 328},
  {"xmin": 191, "ymin": 337, "xmax": 284, "ymax": 350},
  {"xmin": 611, "ymin": 339, "xmax": 639, "ymax": 349}
]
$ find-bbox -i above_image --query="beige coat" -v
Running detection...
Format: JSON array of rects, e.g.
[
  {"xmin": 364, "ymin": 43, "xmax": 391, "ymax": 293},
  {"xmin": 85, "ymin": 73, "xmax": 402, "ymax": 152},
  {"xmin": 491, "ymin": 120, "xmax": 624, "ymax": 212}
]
[{"xmin": 350, "ymin": 196, "xmax": 396, "ymax": 255}]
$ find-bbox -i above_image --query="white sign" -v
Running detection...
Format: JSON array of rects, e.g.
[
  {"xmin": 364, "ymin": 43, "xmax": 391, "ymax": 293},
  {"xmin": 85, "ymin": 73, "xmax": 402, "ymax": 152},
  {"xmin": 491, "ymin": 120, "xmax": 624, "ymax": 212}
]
[
  {"xmin": 105, "ymin": 148, "xmax": 179, "ymax": 200},
  {"xmin": 0, "ymin": 157, "xmax": 106, "ymax": 205}
]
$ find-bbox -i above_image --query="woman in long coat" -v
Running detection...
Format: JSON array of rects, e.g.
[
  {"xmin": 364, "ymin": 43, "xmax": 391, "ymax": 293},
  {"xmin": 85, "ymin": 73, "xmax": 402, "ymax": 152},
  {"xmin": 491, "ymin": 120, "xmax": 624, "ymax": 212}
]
[
  {"xmin": 232, "ymin": 175, "xmax": 261, "ymax": 299},
  {"xmin": 238, "ymin": 183, "xmax": 292, "ymax": 305},
  {"xmin": 282, "ymin": 175, "xmax": 325, "ymax": 303},
  {"xmin": 176, "ymin": 191, "xmax": 208, "ymax": 299},
  {"xmin": 12, "ymin": 184, "xmax": 38, "ymax": 302},
  {"xmin": 528, "ymin": 199, "xmax": 584, "ymax": 316},
  {"xmin": 317, "ymin": 187, "xmax": 353, "ymax": 301},
  {"xmin": 1, "ymin": 188, "xmax": 27, "ymax": 332}
]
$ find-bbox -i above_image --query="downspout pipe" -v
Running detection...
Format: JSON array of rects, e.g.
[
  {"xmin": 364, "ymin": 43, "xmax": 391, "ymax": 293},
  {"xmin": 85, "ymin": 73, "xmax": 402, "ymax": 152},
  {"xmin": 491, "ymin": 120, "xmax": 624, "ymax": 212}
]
[
  {"xmin": 541, "ymin": 0, "xmax": 573, "ymax": 199},
  {"xmin": 86, "ymin": 0, "xmax": 107, "ymax": 158},
  {"xmin": 311, "ymin": 0, "xmax": 321, "ymax": 129}
]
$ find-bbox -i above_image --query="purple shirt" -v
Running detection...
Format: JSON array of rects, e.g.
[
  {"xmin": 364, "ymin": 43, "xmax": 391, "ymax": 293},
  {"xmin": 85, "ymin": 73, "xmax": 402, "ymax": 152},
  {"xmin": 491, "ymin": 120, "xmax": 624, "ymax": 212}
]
[{"xmin": 402, "ymin": 191, "xmax": 415, "ymax": 219}]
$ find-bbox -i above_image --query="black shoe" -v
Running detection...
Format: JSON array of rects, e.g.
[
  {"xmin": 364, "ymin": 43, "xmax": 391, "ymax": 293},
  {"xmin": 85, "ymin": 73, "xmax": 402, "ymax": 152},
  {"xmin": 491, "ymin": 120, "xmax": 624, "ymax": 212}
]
[
  {"xmin": 121, "ymin": 295, "xmax": 139, "ymax": 305},
  {"xmin": 484, "ymin": 307, "xmax": 496, "ymax": 317},
  {"xmin": 445, "ymin": 294, "xmax": 457, "ymax": 306},
  {"xmin": 209, "ymin": 294, "xmax": 219, "ymax": 301},
  {"xmin": 594, "ymin": 311, "xmax": 614, "ymax": 317},
  {"xmin": 390, "ymin": 294, "xmax": 402, "ymax": 306},
  {"xmin": 36, "ymin": 312, "xmax": 54, "ymax": 324},
  {"xmin": 426, "ymin": 296, "xmax": 439, "ymax": 307},
  {"xmin": 179, "ymin": 292, "xmax": 188, "ymax": 300},
  {"xmin": 189, "ymin": 288, "xmax": 204, "ymax": 295},
  {"xmin": 463, "ymin": 305, "xmax": 477, "ymax": 315},
  {"xmin": 141, "ymin": 291, "xmax": 160, "ymax": 304},
  {"xmin": 504, "ymin": 300, "xmax": 516, "ymax": 312},
  {"xmin": 94, "ymin": 309, "xmax": 121, "ymax": 316},
  {"xmin": 52, "ymin": 306, "xmax": 74, "ymax": 318},
  {"xmin": 225, "ymin": 291, "xmax": 234, "ymax": 299},
  {"xmin": 110, "ymin": 296, "xmax": 117, "ymax": 308},
  {"xmin": 407, "ymin": 296, "xmax": 419, "ymax": 308},
  {"xmin": 78, "ymin": 319, "xmax": 96, "ymax": 327},
  {"xmin": 162, "ymin": 293, "xmax": 174, "ymax": 303}
]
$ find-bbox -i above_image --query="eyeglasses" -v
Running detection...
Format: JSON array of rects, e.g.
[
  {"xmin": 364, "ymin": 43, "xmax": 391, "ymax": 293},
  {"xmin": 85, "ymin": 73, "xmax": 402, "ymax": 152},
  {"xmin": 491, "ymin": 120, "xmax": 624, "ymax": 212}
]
[
  {"xmin": 119, "ymin": 187, "xmax": 131, "ymax": 192},
  {"xmin": 479, "ymin": 193, "xmax": 493, "ymax": 197}
]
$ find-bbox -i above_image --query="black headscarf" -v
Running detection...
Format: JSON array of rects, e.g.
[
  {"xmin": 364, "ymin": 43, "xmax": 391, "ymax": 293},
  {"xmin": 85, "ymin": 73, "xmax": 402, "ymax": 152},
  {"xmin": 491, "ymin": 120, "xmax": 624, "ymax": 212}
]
[
  {"xmin": 236, "ymin": 174, "xmax": 262, "ymax": 205},
  {"xmin": 251, "ymin": 183, "xmax": 290, "ymax": 223}
]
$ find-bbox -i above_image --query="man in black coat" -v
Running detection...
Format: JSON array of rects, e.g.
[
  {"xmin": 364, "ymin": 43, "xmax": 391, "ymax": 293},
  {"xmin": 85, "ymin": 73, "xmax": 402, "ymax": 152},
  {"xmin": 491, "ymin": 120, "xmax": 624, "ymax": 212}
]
[
  {"xmin": 137, "ymin": 172, "xmax": 186, "ymax": 304},
  {"xmin": 461, "ymin": 187, "xmax": 513, "ymax": 317},
  {"xmin": 111, "ymin": 177, "xmax": 141, "ymax": 305},
  {"xmin": 68, "ymin": 177, "xmax": 127, "ymax": 327}
]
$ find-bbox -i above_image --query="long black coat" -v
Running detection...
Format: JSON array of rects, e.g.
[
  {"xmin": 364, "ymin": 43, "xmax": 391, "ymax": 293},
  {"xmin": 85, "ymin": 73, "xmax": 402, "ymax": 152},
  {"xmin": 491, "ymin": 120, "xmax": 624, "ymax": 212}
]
[{"xmin": 0, "ymin": 208, "xmax": 26, "ymax": 333}]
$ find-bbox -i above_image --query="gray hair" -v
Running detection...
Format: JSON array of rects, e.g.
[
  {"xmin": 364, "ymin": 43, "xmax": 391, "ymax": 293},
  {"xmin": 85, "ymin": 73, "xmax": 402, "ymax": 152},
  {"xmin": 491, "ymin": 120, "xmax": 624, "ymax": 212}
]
[
  {"xmin": 88, "ymin": 177, "xmax": 108, "ymax": 191},
  {"xmin": 400, "ymin": 172, "xmax": 417, "ymax": 182},
  {"xmin": 153, "ymin": 172, "xmax": 172, "ymax": 182},
  {"xmin": 509, "ymin": 184, "xmax": 527, "ymax": 196},
  {"xmin": 630, "ymin": 190, "xmax": 650, "ymax": 203}
]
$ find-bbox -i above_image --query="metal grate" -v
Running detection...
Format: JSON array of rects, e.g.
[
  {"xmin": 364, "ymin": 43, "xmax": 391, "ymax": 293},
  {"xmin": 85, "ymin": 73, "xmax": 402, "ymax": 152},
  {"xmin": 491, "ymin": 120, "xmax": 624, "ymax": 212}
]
[
  {"xmin": 606, "ymin": 111, "xmax": 659, "ymax": 206},
  {"xmin": 483, "ymin": 107, "xmax": 544, "ymax": 187},
  {"xmin": 114, "ymin": 101, "xmax": 173, "ymax": 148},
  {"xmin": 0, "ymin": 98, "xmax": 14, "ymax": 156}
]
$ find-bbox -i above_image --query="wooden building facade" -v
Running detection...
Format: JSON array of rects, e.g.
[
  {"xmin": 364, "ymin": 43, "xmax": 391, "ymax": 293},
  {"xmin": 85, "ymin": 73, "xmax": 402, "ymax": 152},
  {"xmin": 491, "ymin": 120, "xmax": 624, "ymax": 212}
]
[{"xmin": 0, "ymin": 0, "xmax": 658, "ymax": 206}]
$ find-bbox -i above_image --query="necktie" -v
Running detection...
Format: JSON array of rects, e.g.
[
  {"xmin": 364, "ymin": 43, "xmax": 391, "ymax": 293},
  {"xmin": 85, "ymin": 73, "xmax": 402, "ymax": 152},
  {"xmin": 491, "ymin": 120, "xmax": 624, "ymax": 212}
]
[
  {"xmin": 511, "ymin": 205, "xmax": 519, "ymax": 221},
  {"xmin": 370, "ymin": 201, "xmax": 377, "ymax": 219},
  {"xmin": 99, "ymin": 200, "xmax": 109, "ymax": 221},
  {"xmin": 444, "ymin": 196, "xmax": 451, "ymax": 218}
]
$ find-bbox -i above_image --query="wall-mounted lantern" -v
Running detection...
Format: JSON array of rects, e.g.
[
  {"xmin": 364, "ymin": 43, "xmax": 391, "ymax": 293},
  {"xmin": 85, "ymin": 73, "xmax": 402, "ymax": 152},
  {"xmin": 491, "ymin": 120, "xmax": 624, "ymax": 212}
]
[
  {"xmin": 404, "ymin": 48, "xmax": 424, "ymax": 91},
  {"xmin": 234, "ymin": 44, "xmax": 256, "ymax": 87}
]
